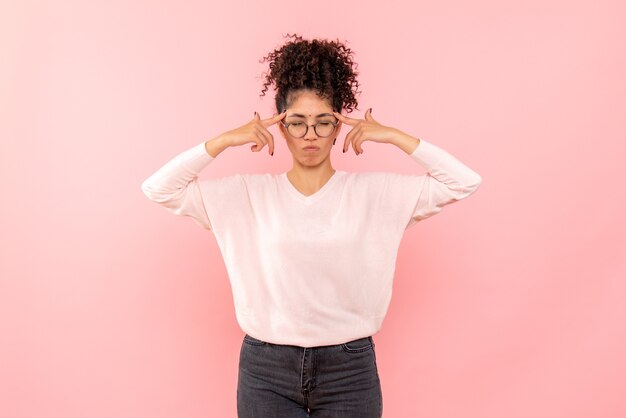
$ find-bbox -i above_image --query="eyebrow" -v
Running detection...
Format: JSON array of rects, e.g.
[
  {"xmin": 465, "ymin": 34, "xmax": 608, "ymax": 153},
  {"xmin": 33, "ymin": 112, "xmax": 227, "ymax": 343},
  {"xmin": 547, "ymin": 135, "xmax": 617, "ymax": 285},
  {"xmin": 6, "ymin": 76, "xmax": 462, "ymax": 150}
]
[{"xmin": 287, "ymin": 113, "xmax": 334, "ymax": 119}]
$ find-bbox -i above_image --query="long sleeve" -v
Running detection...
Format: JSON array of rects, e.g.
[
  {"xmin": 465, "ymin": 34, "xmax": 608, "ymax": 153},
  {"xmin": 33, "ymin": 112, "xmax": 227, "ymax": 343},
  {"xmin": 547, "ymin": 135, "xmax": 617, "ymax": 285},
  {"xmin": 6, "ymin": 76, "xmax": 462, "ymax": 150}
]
[
  {"xmin": 381, "ymin": 138, "xmax": 483, "ymax": 230},
  {"xmin": 141, "ymin": 141, "xmax": 216, "ymax": 230}
]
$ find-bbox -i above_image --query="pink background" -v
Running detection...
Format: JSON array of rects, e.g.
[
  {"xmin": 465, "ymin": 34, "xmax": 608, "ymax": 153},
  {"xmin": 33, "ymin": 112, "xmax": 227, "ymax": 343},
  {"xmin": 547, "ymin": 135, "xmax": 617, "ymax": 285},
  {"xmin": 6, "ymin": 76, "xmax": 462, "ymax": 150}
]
[{"xmin": 2, "ymin": 1, "xmax": 625, "ymax": 417}]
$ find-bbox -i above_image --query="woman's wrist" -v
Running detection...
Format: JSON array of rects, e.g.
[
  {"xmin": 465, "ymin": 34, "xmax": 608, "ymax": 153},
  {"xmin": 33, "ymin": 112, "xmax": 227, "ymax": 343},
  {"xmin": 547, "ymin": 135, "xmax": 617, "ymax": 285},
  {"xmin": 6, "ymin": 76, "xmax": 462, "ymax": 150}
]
[
  {"xmin": 204, "ymin": 135, "xmax": 229, "ymax": 158},
  {"xmin": 390, "ymin": 130, "xmax": 421, "ymax": 155}
]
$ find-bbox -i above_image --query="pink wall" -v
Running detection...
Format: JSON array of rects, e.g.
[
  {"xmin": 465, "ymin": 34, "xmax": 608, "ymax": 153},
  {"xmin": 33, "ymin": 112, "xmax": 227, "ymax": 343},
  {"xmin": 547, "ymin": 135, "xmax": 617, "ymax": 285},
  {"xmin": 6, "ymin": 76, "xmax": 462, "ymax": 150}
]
[{"xmin": 2, "ymin": 1, "xmax": 625, "ymax": 417}]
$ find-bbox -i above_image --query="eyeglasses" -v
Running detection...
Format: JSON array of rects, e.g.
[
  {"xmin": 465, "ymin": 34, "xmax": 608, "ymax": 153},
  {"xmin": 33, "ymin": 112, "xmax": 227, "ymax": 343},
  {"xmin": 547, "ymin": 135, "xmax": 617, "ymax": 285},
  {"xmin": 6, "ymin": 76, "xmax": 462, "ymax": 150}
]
[{"xmin": 280, "ymin": 118, "xmax": 338, "ymax": 138}]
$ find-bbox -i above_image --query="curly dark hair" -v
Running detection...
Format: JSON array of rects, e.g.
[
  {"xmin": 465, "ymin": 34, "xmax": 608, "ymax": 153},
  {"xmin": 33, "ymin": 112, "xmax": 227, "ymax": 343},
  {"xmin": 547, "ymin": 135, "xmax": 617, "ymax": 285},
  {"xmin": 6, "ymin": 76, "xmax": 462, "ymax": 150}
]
[{"xmin": 259, "ymin": 33, "xmax": 361, "ymax": 114}]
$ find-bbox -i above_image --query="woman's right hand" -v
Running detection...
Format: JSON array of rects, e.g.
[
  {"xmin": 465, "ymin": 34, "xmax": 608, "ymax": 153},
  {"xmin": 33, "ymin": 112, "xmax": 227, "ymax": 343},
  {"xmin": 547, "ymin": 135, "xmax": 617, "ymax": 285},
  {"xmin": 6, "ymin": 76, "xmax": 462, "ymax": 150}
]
[{"xmin": 220, "ymin": 111, "xmax": 287, "ymax": 156}]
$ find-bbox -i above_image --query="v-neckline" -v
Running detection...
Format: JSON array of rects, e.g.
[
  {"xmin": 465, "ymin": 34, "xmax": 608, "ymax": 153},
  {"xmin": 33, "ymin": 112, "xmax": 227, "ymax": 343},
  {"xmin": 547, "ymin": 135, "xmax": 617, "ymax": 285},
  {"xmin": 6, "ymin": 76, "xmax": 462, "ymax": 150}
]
[{"xmin": 280, "ymin": 170, "xmax": 342, "ymax": 204}]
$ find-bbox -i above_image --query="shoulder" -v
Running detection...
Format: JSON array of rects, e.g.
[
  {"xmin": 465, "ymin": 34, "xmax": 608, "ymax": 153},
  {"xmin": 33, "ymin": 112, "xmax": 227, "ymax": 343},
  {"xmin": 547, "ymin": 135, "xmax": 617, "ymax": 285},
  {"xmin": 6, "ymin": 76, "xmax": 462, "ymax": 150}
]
[
  {"xmin": 197, "ymin": 173, "xmax": 279, "ymax": 203},
  {"xmin": 238, "ymin": 172, "xmax": 280, "ymax": 187},
  {"xmin": 228, "ymin": 173, "xmax": 283, "ymax": 195},
  {"xmin": 340, "ymin": 171, "xmax": 392, "ymax": 197},
  {"xmin": 344, "ymin": 170, "xmax": 392, "ymax": 186},
  {"xmin": 344, "ymin": 170, "xmax": 426, "ymax": 196},
  {"xmin": 201, "ymin": 172, "xmax": 277, "ymax": 185}
]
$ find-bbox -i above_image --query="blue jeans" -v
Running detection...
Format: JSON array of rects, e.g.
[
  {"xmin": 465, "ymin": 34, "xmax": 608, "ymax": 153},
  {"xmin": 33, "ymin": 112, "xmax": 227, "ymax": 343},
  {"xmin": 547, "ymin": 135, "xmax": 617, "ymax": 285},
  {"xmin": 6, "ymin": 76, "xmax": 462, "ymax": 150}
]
[{"xmin": 237, "ymin": 334, "xmax": 383, "ymax": 417}]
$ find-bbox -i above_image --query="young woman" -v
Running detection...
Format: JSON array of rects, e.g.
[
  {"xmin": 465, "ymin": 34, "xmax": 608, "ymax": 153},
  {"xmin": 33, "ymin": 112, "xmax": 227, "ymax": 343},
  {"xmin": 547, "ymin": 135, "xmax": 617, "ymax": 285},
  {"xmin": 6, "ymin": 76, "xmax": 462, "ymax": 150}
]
[{"xmin": 142, "ymin": 33, "xmax": 482, "ymax": 418}]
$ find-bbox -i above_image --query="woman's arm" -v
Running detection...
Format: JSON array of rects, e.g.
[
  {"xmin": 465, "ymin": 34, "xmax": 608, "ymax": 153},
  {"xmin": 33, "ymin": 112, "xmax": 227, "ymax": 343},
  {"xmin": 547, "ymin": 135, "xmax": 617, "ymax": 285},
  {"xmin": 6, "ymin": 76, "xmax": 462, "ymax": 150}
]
[
  {"xmin": 141, "ymin": 112, "xmax": 284, "ymax": 231},
  {"xmin": 141, "ymin": 136, "xmax": 227, "ymax": 230},
  {"xmin": 332, "ymin": 109, "xmax": 482, "ymax": 230},
  {"xmin": 385, "ymin": 134, "xmax": 483, "ymax": 230}
]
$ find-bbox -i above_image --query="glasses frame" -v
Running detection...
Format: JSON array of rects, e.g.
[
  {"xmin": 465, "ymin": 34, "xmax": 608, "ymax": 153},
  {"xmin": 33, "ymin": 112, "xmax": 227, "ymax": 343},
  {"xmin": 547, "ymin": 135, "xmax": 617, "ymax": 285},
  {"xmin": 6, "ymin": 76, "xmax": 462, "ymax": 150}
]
[{"xmin": 280, "ymin": 118, "xmax": 339, "ymax": 138}]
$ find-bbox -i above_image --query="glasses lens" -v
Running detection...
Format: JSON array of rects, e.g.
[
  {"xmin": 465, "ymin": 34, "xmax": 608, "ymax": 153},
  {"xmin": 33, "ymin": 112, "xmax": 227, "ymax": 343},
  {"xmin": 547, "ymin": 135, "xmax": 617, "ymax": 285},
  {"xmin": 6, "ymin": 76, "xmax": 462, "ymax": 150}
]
[
  {"xmin": 315, "ymin": 122, "xmax": 335, "ymax": 137},
  {"xmin": 287, "ymin": 123, "xmax": 307, "ymax": 137}
]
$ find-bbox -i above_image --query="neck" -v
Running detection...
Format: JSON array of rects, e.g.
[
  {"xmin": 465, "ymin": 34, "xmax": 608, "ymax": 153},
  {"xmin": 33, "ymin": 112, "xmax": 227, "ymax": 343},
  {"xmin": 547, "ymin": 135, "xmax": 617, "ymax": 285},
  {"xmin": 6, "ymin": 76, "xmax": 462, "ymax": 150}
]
[{"xmin": 287, "ymin": 160, "xmax": 336, "ymax": 193}]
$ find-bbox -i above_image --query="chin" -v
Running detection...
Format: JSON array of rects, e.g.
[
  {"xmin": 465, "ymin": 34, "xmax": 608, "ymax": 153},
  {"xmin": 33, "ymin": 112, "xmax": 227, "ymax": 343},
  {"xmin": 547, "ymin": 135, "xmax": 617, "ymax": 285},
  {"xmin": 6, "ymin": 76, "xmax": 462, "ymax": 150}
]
[{"xmin": 303, "ymin": 155, "xmax": 329, "ymax": 164}]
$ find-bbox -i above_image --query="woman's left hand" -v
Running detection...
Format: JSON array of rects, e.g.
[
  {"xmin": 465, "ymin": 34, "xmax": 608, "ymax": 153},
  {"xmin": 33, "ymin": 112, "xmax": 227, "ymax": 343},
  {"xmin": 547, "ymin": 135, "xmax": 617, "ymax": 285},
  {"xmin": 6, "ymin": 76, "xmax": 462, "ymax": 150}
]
[{"xmin": 333, "ymin": 108, "xmax": 406, "ymax": 155}]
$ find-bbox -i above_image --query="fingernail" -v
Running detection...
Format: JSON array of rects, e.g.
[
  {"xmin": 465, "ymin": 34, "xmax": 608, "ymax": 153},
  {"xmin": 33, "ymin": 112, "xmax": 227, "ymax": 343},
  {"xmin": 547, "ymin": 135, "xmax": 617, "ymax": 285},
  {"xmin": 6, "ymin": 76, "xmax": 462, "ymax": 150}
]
[
  {"xmin": 271, "ymin": 151, "xmax": 274, "ymax": 156},
  {"xmin": 254, "ymin": 111, "xmax": 257, "ymax": 117},
  {"xmin": 370, "ymin": 108, "xmax": 373, "ymax": 114},
  {"xmin": 343, "ymin": 148, "xmax": 346, "ymax": 153}
]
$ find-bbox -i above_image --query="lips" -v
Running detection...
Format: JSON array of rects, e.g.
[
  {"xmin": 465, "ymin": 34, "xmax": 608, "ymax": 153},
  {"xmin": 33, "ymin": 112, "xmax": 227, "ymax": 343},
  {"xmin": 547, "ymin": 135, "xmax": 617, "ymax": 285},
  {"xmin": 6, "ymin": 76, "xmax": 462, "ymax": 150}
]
[{"xmin": 303, "ymin": 147, "xmax": 320, "ymax": 150}]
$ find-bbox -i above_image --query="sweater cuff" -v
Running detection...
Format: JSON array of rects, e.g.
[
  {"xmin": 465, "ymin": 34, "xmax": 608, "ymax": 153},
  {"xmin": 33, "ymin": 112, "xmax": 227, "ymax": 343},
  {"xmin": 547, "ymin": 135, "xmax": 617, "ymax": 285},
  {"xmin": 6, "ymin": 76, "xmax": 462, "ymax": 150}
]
[
  {"xmin": 181, "ymin": 141, "xmax": 215, "ymax": 173},
  {"xmin": 409, "ymin": 138, "xmax": 445, "ymax": 168}
]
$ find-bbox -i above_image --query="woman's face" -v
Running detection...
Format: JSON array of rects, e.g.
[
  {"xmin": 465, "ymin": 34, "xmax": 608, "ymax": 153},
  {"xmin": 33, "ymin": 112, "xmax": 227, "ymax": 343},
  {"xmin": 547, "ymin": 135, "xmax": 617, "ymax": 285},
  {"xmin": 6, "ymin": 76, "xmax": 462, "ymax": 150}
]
[{"xmin": 279, "ymin": 89, "xmax": 342, "ymax": 167}]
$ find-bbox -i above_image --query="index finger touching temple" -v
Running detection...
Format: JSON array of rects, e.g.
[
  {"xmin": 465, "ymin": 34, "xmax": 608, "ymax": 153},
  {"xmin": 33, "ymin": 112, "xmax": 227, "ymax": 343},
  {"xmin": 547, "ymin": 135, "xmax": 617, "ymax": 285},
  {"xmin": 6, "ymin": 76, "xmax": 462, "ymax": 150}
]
[{"xmin": 262, "ymin": 110, "xmax": 287, "ymax": 127}]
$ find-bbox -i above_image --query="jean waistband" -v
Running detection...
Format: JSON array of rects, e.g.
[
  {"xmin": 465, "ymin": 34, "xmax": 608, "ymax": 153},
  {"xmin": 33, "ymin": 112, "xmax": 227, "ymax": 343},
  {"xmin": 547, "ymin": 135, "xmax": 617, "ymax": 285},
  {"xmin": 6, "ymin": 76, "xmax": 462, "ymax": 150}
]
[{"xmin": 244, "ymin": 333, "xmax": 373, "ymax": 349}]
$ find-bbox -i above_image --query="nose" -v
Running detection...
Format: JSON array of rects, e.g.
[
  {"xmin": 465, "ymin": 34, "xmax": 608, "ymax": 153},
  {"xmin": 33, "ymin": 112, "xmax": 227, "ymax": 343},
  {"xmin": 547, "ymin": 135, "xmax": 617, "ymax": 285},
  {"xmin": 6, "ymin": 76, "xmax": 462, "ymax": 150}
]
[{"xmin": 303, "ymin": 122, "xmax": 318, "ymax": 140}]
